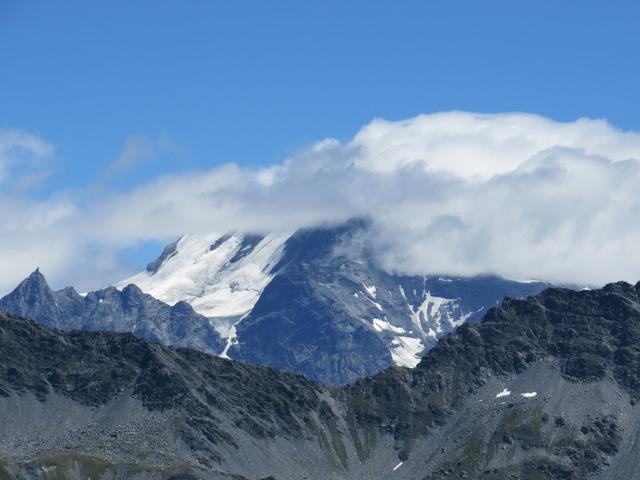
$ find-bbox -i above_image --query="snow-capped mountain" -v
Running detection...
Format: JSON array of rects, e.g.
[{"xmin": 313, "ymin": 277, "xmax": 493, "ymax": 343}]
[
  {"xmin": 0, "ymin": 219, "xmax": 548, "ymax": 385},
  {"xmin": 113, "ymin": 219, "xmax": 549, "ymax": 384},
  {"xmin": 117, "ymin": 231, "xmax": 289, "ymax": 355}
]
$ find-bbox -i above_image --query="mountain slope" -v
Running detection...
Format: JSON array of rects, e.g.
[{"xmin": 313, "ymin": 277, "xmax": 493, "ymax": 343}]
[
  {"xmin": 2, "ymin": 282, "xmax": 640, "ymax": 479},
  {"xmin": 118, "ymin": 232, "xmax": 289, "ymax": 334},
  {"xmin": 118, "ymin": 219, "xmax": 548, "ymax": 385},
  {"xmin": 0, "ymin": 269, "xmax": 224, "ymax": 355},
  {"xmin": 228, "ymin": 220, "xmax": 547, "ymax": 384}
]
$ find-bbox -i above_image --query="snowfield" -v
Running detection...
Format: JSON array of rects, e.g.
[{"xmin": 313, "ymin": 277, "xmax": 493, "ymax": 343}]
[{"xmin": 118, "ymin": 232, "xmax": 290, "ymax": 335}]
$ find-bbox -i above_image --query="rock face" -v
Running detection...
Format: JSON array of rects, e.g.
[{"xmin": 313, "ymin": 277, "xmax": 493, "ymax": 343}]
[
  {"xmin": 118, "ymin": 219, "xmax": 548, "ymax": 385},
  {"xmin": 2, "ymin": 282, "xmax": 640, "ymax": 479},
  {"xmin": 0, "ymin": 269, "xmax": 224, "ymax": 355}
]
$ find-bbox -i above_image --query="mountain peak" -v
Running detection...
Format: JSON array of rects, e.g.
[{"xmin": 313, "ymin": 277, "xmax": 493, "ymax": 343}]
[
  {"xmin": 0, "ymin": 269, "xmax": 58, "ymax": 328},
  {"xmin": 118, "ymin": 231, "xmax": 291, "ymax": 319},
  {"xmin": 26, "ymin": 267, "xmax": 48, "ymax": 285},
  {"xmin": 11, "ymin": 268, "xmax": 53, "ymax": 297},
  {"xmin": 600, "ymin": 280, "xmax": 639, "ymax": 297},
  {"xmin": 121, "ymin": 283, "xmax": 144, "ymax": 296}
]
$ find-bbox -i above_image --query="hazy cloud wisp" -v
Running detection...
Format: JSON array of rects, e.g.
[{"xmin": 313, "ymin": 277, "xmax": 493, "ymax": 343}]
[{"xmin": 0, "ymin": 129, "xmax": 54, "ymax": 189}]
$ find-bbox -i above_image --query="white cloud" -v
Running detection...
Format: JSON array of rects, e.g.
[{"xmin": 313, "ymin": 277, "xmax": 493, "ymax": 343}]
[
  {"xmin": 350, "ymin": 113, "xmax": 640, "ymax": 179},
  {"xmin": 3, "ymin": 112, "xmax": 640, "ymax": 292}
]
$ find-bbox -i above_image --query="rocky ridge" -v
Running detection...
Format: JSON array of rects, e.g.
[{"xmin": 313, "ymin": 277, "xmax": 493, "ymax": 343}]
[
  {"xmin": 0, "ymin": 269, "xmax": 224, "ymax": 355},
  {"xmin": 2, "ymin": 282, "xmax": 640, "ymax": 478}
]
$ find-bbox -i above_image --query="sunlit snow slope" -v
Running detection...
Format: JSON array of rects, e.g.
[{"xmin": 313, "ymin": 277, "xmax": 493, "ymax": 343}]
[{"xmin": 118, "ymin": 232, "xmax": 290, "ymax": 339}]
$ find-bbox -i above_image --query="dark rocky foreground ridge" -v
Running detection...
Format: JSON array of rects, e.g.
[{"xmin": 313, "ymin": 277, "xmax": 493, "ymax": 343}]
[{"xmin": 3, "ymin": 282, "xmax": 640, "ymax": 478}]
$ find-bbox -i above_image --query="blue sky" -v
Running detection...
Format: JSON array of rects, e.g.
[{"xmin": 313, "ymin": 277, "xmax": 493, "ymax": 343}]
[
  {"xmin": 2, "ymin": 1, "xmax": 640, "ymax": 290},
  {"xmin": 2, "ymin": 0, "xmax": 639, "ymax": 191}
]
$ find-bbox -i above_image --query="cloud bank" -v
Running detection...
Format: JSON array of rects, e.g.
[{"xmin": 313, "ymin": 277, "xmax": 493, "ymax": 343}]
[{"xmin": 4, "ymin": 112, "xmax": 640, "ymax": 292}]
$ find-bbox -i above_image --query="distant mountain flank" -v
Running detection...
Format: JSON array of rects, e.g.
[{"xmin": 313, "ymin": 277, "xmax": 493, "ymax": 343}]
[
  {"xmin": 0, "ymin": 269, "xmax": 224, "ymax": 355},
  {"xmin": 0, "ymin": 219, "xmax": 548, "ymax": 385},
  {"xmin": 2, "ymin": 281, "xmax": 640, "ymax": 479}
]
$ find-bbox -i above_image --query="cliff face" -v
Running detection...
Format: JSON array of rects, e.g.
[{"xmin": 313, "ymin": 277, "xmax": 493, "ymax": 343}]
[{"xmin": 2, "ymin": 282, "xmax": 640, "ymax": 479}]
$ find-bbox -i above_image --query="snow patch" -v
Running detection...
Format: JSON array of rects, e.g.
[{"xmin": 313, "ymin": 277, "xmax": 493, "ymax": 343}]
[
  {"xmin": 398, "ymin": 284, "xmax": 407, "ymax": 300},
  {"xmin": 405, "ymin": 286, "xmax": 476, "ymax": 340},
  {"xmin": 390, "ymin": 336, "xmax": 424, "ymax": 368},
  {"xmin": 219, "ymin": 319, "xmax": 243, "ymax": 359},
  {"xmin": 362, "ymin": 283, "xmax": 377, "ymax": 298},
  {"xmin": 393, "ymin": 461, "xmax": 403, "ymax": 471},
  {"xmin": 367, "ymin": 297, "xmax": 384, "ymax": 311},
  {"xmin": 407, "ymin": 290, "xmax": 451, "ymax": 335},
  {"xmin": 372, "ymin": 318, "xmax": 406, "ymax": 334},
  {"xmin": 496, "ymin": 388, "xmax": 511, "ymax": 398},
  {"xmin": 521, "ymin": 392, "xmax": 537, "ymax": 398}
]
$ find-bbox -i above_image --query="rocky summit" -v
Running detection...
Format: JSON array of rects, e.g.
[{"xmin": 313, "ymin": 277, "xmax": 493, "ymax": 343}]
[{"xmin": 2, "ymin": 281, "xmax": 640, "ymax": 479}]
